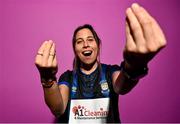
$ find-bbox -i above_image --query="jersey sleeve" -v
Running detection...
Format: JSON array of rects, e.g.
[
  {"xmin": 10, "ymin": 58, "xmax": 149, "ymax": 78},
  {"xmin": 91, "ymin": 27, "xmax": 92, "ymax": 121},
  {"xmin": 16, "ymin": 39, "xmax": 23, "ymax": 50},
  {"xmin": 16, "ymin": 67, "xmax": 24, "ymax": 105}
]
[
  {"xmin": 108, "ymin": 64, "xmax": 121, "ymax": 76},
  {"xmin": 58, "ymin": 70, "xmax": 73, "ymax": 88},
  {"xmin": 103, "ymin": 64, "xmax": 121, "ymax": 84}
]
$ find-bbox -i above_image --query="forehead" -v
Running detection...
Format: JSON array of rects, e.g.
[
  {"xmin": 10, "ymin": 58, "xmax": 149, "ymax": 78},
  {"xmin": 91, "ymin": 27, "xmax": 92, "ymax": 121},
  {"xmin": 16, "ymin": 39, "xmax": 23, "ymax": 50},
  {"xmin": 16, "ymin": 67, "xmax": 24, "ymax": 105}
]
[{"xmin": 76, "ymin": 28, "xmax": 93, "ymax": 39}]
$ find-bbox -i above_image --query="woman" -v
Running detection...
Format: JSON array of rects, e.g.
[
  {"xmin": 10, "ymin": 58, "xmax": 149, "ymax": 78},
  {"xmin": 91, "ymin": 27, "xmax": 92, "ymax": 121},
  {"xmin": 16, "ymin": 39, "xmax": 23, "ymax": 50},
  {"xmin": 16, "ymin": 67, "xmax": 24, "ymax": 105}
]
[{"xmin": 35, "ymin": 3, "xmax": 166, "ymax": 123}]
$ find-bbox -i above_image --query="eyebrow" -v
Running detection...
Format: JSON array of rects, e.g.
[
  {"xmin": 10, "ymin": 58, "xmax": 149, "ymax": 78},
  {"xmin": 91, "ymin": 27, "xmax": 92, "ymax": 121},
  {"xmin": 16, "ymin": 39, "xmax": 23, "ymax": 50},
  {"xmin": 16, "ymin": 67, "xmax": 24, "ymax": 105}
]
[
  {"xmin": 76, "ymin": 36, "xmax": 94, "ymax": 41},
  {"xmin": 87, "ymin": 36, "xmax": 94, "ymax": 39}
]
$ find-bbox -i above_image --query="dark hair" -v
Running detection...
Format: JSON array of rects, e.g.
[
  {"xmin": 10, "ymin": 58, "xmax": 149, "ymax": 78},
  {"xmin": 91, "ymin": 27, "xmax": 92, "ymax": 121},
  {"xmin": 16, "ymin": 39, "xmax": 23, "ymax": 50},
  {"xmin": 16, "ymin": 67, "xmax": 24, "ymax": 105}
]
[{"xmin": 72, "ymin": 24, "xmax": 101, "ymax": 71}]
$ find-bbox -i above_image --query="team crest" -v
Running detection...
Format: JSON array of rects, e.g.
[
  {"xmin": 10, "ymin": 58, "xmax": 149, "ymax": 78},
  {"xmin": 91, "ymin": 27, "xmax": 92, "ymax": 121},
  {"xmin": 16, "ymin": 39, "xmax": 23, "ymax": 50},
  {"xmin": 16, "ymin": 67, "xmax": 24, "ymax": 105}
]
[
  {"xmin": 72, "ymin": 86, "xmax": 77, "ymax": 92},
  {"xmin": 101, "ymin": 82, "xmax": 109, "ymax": 91}
]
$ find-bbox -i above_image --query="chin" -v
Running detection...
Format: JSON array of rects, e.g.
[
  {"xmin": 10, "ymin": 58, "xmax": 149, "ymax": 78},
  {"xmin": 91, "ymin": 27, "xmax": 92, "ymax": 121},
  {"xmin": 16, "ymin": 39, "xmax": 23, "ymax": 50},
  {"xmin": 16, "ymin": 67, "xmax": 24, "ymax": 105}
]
[{"xmin": 82, "ymin": 59, "xmax": 97, "ymax": 66}]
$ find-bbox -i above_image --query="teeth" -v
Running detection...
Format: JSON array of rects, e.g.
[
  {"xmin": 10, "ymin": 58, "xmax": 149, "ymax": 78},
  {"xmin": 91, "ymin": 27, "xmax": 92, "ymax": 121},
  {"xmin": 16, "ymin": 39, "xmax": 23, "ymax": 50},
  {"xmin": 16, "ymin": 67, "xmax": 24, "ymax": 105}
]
[
  {"xmin": 82, "ymin": 51, "xmax": 92, "ymax": 56},
  {"xmin": 83, "ymin": 51, "xmax": 91, "ymax": 54}
]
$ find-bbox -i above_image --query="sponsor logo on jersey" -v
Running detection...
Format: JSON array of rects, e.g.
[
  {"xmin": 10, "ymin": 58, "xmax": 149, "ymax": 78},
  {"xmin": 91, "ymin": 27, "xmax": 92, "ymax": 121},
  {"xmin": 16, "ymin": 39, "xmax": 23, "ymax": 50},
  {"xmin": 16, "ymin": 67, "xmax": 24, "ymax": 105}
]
[{"xmin": 72, "ymin": 105, "xmax": 108, "ymax": 120}]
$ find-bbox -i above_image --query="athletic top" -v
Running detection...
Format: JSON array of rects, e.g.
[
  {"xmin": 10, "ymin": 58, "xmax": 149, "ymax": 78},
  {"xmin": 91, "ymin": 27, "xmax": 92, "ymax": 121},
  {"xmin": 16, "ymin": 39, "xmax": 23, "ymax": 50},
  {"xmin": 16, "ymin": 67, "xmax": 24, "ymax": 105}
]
[{"xmin": 57, "ymin": 63, "xmax": 121, "ymax": 123}]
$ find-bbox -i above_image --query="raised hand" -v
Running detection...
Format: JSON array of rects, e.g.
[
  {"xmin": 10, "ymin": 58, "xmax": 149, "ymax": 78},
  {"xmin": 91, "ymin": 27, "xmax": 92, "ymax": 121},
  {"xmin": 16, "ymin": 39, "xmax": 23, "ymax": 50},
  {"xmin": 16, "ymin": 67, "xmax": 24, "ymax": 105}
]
[
  {"xmin": 124, "ymin": 3, "xmax": 166, "ymax": 69},
  {"xmin": 35, "ymin": 40, "xmax": 58, "ymax": 83}
]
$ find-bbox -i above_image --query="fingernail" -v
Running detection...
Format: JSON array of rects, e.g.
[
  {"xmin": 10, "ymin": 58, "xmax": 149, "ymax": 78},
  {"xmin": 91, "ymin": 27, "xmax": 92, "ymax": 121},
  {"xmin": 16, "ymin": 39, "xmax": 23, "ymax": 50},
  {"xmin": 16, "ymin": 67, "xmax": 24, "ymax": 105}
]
[
  {"xmin": 126, "ymin": 7, "xmax": 131, "ymax": 15},
  {"xmin": 132, "ymin": 3, "xmax": 140, "ymax": 10},
  {"xmin": 49, "ymin": 40, "xmax": 53, "ymax": 43}
]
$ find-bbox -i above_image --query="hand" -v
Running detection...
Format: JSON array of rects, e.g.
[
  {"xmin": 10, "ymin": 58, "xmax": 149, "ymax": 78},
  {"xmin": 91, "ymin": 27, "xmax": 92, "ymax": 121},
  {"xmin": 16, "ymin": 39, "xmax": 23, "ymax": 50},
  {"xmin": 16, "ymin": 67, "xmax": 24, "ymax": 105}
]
[
  {"xmin": 124, "ymin": 3, "xmax": 166, "ymax": 70},
  {"xmin": 35, "ymin": 40, "xmax": 58, "ymax": 82}
]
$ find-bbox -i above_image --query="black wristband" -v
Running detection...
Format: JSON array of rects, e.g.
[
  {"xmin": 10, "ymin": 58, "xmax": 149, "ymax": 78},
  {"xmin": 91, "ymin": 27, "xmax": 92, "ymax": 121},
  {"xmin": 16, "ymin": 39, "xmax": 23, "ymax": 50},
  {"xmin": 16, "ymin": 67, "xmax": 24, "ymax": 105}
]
[
  {"xmin": 41, "ymin": 76, "xmax": 57, "ymax": 88},
  {"xmin": 120, "ymin": 61, "xmax": 148, "ymax": 81},
  {"xmin": 41, "ymin": 76, "xmax": 57, "ymax": 83}
]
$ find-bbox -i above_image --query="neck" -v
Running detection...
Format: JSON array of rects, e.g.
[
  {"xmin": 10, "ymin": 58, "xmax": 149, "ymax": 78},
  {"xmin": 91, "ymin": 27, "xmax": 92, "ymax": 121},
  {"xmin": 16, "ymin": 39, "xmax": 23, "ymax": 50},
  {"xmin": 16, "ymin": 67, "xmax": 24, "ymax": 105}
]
[{"xmin": 80, "ymin": 61, "xmax": 98, "ymax": 75}]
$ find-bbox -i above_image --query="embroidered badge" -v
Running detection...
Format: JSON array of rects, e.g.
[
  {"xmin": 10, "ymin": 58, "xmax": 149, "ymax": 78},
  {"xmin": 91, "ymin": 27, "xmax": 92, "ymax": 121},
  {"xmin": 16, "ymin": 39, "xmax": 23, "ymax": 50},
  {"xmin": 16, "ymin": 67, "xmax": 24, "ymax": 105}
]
[
  {"xmin": 101, "ymin": 82, "xmax": 110, "ymax": 97},
  {"xmin": 101, "ymin": 82, "xmax": 109, "ymax": 91},
  {"xmin": 72, "ymin": 86, "xmax": 77, "ymax": 92}
]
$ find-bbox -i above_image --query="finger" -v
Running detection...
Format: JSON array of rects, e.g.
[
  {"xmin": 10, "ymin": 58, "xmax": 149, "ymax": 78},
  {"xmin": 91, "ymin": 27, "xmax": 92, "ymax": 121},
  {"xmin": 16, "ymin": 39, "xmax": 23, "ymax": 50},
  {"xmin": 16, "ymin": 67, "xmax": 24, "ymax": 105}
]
[
  {"xmin": 131, "ymin": 3, "xmax": 154, "ymax": 45},
  {"xmin": 37, "ymin": 41, "xmax": 48, "ymax": 55},
  {"xmin": 50, "ymin": 42, "xmax": 56, "ymax": 56},
  {"xmin": 125, "ymin": 19, "xmax": 136, "ymax": 52},
  {"xmin": 126, "ymin": 7, "xmax": 145, "ymax": 47},
  {"xmin": 35, "ymin": 41, "xmax": 48, "ymax": 66},
  {"xmin": 132, "ymin": 4, "xmax": 166, "ymax": 51},
  {"xmin": 42, "ymin": 40, "xmax": 53, "ymax": 66},
  {"xmin": 52, "ymin": 54, "xmax": 58, "ymax": 68},
  {"xmin": 140, "ymin": 7, "xmax": 166, "ymax": 47},
  {"xmin": 48, "ymin": 43, "xmax": 56, "ymax": 66}
]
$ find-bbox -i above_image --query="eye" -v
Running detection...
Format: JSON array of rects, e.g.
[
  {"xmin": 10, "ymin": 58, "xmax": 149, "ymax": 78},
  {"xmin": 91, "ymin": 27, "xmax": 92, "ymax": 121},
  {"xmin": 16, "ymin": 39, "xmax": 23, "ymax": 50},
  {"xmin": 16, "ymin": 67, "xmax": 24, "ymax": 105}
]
[
  {"xmin": 76, "ymin": 40, "xmax": 83, "ymax": 44},
  {"xmin": 87, "ymin": 38, "xmax": 94, "ymax": 42}
]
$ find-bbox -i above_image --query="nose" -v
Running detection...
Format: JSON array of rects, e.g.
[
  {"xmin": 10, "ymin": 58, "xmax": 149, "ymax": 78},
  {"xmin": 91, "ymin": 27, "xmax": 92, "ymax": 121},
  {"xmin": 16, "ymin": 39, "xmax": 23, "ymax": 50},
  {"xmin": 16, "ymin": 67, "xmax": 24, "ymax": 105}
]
[{"xmin": 83, "ymin": 40, "xmax": 89, "ymax": 47}]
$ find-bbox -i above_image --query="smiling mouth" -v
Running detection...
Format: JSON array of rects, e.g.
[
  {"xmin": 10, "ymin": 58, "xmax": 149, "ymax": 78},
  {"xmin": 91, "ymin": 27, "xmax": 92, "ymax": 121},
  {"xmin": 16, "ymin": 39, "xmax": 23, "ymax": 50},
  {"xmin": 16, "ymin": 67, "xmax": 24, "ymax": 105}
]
[{"xmin": 82, "ymin": 50, "xmax": 92, "ymax": 56}]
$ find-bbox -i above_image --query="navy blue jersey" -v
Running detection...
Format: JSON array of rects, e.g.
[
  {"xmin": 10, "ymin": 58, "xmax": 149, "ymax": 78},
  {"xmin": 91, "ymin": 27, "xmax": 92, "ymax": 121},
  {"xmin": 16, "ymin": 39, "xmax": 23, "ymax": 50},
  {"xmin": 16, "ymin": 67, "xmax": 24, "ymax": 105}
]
[{"xmin": 57, "ymin": 63, "xmax": 121, "ymax": 123}]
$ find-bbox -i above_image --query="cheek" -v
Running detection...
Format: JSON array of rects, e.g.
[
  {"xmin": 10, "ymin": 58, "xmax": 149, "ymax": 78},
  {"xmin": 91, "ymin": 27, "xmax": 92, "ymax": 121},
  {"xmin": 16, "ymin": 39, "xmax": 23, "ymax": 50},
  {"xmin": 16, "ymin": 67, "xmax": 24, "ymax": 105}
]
[
  {"xmin": 74, "ymin": 47, "xmax": 81, "ymax": 56},
  {"xmin": 94, "ymin": 45, "xmax": 99, "ymax": 54}
]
